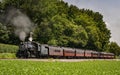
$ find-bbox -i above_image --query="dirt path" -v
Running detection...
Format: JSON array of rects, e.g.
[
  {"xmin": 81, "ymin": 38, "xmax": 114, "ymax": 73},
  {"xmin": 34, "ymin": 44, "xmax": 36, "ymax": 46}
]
[{"xmin": 0, "ymin": 59, "xmax": 120, "ymax": 62}]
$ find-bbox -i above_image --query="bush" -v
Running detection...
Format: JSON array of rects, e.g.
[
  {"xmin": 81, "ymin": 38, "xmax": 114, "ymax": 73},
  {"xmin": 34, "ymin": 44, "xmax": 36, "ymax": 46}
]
[
  {"xmin": 0, "ymin": 53, "xmax": 16, "ymax": 59},
  {"xmin": 0, "ymin": 43, "xmax": 18, "ymax": 53}
]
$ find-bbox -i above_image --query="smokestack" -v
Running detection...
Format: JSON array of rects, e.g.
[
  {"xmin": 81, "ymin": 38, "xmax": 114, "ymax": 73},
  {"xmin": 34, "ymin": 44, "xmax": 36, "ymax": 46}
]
[{"xmin": 29, "ymin": 32, "xmax": 33, "ymax": 41}]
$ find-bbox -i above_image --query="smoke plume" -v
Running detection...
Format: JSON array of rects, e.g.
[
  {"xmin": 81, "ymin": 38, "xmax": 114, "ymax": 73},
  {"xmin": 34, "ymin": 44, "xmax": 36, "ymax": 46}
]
[{"xmin": 5, "ymin": 7, "xmax": 33, "ymax": 41}]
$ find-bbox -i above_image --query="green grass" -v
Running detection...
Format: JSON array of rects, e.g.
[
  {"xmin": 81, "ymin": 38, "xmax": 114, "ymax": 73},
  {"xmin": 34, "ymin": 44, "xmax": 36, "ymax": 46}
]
[
  {"xmin": 0, "ymin": 43, "xmax": 18, "ymax": 58},
  {"xmin": 0, "ymin": 43, "xmax": 18, "ymax": 53},
  {"xmin": 0, "ymin": 60, "xmax": 120, "ymax": 75},
  {"xmin": 0, "ymin": 53, "xmax": 16, "ymax": 59}
]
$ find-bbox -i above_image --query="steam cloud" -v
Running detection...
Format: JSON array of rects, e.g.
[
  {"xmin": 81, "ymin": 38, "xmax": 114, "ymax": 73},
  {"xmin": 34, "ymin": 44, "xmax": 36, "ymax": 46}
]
[{"xmin": 5, "ymin": 7, "xmax": 33, "ymax": 41}]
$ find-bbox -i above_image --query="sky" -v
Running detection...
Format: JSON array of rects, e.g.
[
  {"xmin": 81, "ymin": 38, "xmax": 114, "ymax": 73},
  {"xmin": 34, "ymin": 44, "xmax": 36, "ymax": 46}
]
[{"xmin": 64, "ymin": 0, "xmax": 120, "ymax": 45}]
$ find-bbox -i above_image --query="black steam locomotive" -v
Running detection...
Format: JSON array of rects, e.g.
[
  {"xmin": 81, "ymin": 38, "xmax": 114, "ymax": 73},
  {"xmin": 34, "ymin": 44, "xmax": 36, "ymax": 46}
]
[{"xmin": 16, "ymin": 41, "xmax": 115, "ymax": 59}]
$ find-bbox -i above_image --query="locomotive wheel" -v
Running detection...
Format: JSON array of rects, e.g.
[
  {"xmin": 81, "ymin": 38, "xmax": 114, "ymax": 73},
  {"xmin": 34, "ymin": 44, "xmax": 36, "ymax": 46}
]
[
  {"xmin": 24, "ymin": 51, "xmax": 30, "ymax": 58},
  {"xmin": 16, "ymin": 50, "xmax": 22, "ymax": 58},
  {"xmin": 27, "ymin": 51, "xmax": 30, "ymax": 58},
  {"xmin": 36, "ymin": 51, "xmax": 40, "ymax": 58}
]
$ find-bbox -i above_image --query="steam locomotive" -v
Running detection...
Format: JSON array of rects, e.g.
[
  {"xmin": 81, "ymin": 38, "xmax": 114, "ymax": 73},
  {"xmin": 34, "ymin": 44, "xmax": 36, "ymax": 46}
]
[{"xmin": 16, "ymin": 41, "xmax": 115, "ymax": 59}]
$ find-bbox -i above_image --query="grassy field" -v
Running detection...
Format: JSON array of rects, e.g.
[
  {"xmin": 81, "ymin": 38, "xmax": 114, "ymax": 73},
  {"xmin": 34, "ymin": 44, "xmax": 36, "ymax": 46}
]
[
  {"xmin": 0, "ymin": 60, "xmax": 120, "ymax": 75},
  {"xmin": 0, "ymin": 43, "xmax": 18, "ymax": 53},
  {"xmin": 0, "ymin": 43, "xmax": 18, "ymax": 59},
  {"xmin": 0, "ymin": 53, "xmax": 16, "ymax": 59}
]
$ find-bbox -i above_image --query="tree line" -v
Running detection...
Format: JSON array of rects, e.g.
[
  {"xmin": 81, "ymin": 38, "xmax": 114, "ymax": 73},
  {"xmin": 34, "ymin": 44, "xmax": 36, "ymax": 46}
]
[{"xmin": 0, "ymin": 0, "xmax": 120, "ymax": 56}]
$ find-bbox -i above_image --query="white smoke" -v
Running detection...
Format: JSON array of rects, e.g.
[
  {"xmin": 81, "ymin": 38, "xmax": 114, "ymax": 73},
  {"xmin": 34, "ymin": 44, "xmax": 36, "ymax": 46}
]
[
  {"xmin": 29, "ymin": 32, "xmax": 33, "ymax": 41},
  {"xmin": 19, "ymin": 31, "xmax": 26, "ymax": 41},
  {"xmin": 6, "ymin": 7, "xmax": 33, "ymax": 41},
  {"xmin": 29, "ymin": 37, "xmax": 33, "ymax": 41}
]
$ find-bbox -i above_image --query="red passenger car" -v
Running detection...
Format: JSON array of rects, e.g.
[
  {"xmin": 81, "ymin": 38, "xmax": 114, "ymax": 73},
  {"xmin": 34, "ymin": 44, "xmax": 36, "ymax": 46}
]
[
  {"xmin": 91, "ymin": 51, "xmax": 99, "ymax": 58},
  {"xmin": 75, "ymin": 49, "xmax": 85, "ymax": 57},
  {"xmin": 63, "ymin": 47, "xmax": 75, "ymax": 57},
  {"xmin": 84, "ymin": 50, "xmax": 92, "ymax": 58},
  {"xmin": 49, "ymin": 46, "xmax": 63, "ymax": 57},
  {"xmin": 104, "ymin": 53, "xmax": 115, "ymax": 59}
]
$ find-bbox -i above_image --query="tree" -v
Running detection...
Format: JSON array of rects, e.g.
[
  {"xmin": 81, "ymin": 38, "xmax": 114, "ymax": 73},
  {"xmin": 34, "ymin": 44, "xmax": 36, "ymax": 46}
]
[
  {"xmin": 109, "ymin": 42, "xmax": 120, "ymax": 56},
  {"xmin": 0, "ymin": 23, "xmax": 9, "ymax": 43}
]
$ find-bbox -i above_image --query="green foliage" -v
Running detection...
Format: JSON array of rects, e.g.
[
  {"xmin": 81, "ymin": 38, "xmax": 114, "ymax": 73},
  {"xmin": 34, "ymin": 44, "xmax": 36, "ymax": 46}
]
[
  {"xmin": 109, "ymin": 42, "xmax": 120, "ymax": 56},
  {"xmin": 0, "ymin": 23, "xmax": 9, "ymax": 43},
  {"xmin": 86, "ymin": 26, "xmax": 102, "ymax": 50},
  {"xmin": 0, "ymin": 43, "xmax": 18, "ymax": 53},
  {"xmin": 48, "ymin": 39, "xmax": 58, "ymax": 46},
  {"xmin": 0, "ymin": 60, "xmax": 120, "ymax": 75},
  {"xmin": 0, "ymin": 53, "xmax": 16, "ymax": 59}
]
